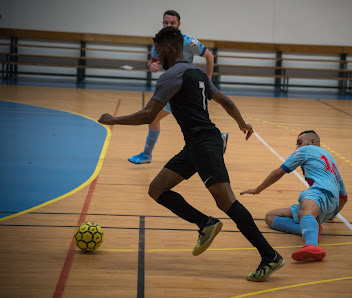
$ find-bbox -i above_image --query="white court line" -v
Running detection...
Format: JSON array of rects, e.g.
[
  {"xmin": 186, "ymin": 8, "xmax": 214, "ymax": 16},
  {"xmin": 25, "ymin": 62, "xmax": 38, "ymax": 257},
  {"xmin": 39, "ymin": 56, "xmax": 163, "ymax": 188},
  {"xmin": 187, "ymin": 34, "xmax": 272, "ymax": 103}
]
[
  {"xmin": 336, "ymin": 213, "xmax": 352, "ymax": 230},
  {"xmin": 253, "ymin": 130, "xmax": 352, "ymax": 232}
]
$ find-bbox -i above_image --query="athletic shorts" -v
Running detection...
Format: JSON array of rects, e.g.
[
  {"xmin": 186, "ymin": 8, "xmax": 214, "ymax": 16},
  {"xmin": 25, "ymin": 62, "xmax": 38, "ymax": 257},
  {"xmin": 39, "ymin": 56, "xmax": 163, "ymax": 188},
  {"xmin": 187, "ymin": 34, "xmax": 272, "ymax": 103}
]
[
  {"xmin": 164, "ymin": 128, "xmax": 230, "ymax": 188},
  {"xmin": 163, "ymin": 102, "xmax": 172, "ymax": 114},
  {"xmin": 290, "ymin": 187, "xmax": 339, "ymax": 224}
]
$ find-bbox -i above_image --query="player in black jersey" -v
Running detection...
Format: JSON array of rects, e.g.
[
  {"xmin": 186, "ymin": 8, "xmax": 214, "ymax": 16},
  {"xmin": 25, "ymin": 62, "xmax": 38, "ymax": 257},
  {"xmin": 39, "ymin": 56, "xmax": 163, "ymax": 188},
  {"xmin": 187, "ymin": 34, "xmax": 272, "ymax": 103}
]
[{"xmin": 99, "ymin": 27, "xmax": 284, "ymax": 282}]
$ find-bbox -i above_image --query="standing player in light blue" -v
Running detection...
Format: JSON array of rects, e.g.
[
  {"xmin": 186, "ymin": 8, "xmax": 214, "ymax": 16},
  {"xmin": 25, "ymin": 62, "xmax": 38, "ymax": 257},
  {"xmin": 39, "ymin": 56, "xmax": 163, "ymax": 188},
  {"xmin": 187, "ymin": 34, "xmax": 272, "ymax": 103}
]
[
  {"xmin": 241, "ymin": 130, "xmax": 348, "ymax": 262},
  {"xmin": 128, "ymin": 10, "xmax": 229, "ymax": 164}
]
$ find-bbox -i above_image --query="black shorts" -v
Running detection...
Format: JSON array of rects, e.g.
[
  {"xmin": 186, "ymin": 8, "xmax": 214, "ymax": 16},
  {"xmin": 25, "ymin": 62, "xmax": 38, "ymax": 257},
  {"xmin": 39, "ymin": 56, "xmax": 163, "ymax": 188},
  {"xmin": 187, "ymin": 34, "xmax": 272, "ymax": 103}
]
[{"xmin": 164, "ymin": 128, "xmax": 230, "ymax": 188}]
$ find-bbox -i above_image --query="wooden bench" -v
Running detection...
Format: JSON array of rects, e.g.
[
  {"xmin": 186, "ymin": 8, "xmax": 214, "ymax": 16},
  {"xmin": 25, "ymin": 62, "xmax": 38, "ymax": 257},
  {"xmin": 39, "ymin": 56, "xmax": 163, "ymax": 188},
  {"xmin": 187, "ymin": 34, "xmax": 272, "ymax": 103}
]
[
  {"xmin": 1, "ymin": 28, "xmax": 351, "ymax": 93},
  {"xmin": 208, "ymin": 41, "xmax": 352, "ymax": 93},
  {"xmin": 207, "ymin": 63, "xmax": 352, "ymax": 92},
  {"xmin": 2, "ymin": 51, "xmax": 351, "ymax": 93},
  {"xmin": 1, "ymin": 52, "xmax": 149, "ymax": 70},
  {"xmin": 0, "ymin": 46, "xmax": 151, "ymax": 84}
]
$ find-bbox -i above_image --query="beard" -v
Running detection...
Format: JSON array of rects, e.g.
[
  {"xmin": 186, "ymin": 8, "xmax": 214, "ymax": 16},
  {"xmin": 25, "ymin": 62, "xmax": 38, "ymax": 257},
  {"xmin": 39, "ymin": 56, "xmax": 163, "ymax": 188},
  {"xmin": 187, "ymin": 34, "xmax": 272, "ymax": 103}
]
[{"xmin": 162, "ymin": 57, "xmax": 170, "ymax": 70}]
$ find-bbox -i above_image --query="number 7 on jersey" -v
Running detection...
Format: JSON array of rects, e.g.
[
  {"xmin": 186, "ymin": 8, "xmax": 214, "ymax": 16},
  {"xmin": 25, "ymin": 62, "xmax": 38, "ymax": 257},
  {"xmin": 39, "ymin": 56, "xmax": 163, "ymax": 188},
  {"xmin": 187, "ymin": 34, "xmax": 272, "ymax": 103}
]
[{"xmin": 199, "ymin": 81, "xmax": 206, "ymax": 110}]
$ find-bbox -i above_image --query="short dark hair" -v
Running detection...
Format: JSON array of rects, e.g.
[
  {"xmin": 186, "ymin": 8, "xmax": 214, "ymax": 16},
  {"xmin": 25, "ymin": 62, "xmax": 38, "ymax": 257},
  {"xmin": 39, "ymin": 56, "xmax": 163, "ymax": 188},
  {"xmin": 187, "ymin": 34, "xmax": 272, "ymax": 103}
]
[
  {"xmin": 153, "ymin": 26, "xmax": 183, "ymax": 48},
  {"xmin": 163, "ymin": 10, "xmax": 181, "ymax": 22},
  {"xmin": 298, "ymin": 130, "xmax": 319, "ymax": 137}
]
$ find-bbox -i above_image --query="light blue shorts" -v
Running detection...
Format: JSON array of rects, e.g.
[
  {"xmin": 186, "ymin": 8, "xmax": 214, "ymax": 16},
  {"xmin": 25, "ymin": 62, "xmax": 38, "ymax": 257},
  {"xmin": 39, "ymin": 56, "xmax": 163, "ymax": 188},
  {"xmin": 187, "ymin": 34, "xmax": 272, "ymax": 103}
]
[
  {"xmin": 163, "ymin": 102, "xmax": 172, "ymax": 114},
  {"xmin": 290, "ymin": 188, "xmax": 339, "ymax": 224}
]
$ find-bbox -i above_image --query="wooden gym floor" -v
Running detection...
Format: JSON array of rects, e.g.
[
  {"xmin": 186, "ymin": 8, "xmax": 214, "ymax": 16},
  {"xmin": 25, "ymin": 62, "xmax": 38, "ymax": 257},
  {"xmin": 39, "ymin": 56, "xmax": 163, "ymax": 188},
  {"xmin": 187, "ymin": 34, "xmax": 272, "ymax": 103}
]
[{"xmin": 0, "ymin": 84, "xmax": 351, "ymax": 297}]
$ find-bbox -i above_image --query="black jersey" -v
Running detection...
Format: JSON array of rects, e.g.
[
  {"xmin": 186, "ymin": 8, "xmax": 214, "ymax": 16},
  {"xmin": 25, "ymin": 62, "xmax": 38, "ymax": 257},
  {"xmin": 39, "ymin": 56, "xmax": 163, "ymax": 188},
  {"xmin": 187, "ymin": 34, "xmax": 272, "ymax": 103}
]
[{"xmin": 151, "ymin": 61, "xmax": 219, "ymax": 142}]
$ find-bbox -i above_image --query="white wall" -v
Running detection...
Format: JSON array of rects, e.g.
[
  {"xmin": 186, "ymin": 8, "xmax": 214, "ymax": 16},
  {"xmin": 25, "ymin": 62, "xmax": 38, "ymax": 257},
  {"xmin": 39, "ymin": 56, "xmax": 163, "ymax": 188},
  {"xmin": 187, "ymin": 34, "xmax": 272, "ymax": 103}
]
[{"xmin": 1, "ymin": 0, "xmax": 351, "ymax": 46}]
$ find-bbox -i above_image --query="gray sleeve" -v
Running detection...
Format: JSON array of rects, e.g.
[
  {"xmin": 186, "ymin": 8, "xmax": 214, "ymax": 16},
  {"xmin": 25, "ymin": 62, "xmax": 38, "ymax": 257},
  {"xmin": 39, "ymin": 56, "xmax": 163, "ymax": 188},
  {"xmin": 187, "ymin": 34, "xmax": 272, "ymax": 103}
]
[{"xmin": 151, "ymin": 71, "xmax": 182, "ymax": 104}]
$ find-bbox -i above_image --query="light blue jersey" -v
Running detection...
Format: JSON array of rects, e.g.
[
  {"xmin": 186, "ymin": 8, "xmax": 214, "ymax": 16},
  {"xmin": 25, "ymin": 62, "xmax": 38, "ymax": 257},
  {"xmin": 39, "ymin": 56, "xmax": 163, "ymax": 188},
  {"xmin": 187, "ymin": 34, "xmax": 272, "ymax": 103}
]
[
  {"xmin": 281, "ymin": 145, "xmax": 347, "ymax": 199},
  {"xmin": 151, "ymin": 32, "xmax": 207, "ymax": 113},
  {"xmin": 151, "ymin": 32, "xmax": 207, "ymax": 63},
  {"xmin": 281, "ymin": 145, "xmax": 347, "ymax": 223}
]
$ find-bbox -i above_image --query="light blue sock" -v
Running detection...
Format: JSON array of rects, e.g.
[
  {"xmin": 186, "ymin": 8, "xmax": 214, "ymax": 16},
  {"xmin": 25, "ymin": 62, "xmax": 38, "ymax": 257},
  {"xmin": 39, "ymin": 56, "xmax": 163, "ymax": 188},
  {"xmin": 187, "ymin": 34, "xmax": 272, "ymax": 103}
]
[
  {"xmin": 271, "ymin": 217, "xmax": 302, "ymax": 235},
  {"xmin": 143, "ymin": 129, "xmax": 160, "ymax": 157},
  {"xmin": 300, "ymin": 215, "xmax": 319, "ymax": 246}
]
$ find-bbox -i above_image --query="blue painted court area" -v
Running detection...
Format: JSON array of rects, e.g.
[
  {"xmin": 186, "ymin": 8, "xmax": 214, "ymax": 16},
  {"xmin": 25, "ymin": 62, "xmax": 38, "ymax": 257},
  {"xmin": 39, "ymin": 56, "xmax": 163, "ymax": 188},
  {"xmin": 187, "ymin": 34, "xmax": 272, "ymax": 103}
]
[{"xmin": 0, "ymin": 101, "xmax": 108, "ymax": 219}]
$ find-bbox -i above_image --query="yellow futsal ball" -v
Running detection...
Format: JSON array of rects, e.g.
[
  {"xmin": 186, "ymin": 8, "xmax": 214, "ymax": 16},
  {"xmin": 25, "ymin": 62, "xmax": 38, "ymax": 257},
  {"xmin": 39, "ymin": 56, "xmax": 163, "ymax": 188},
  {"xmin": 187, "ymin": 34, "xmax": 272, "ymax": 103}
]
[{"xmin": 74, "ymin": 222, "xmax": 104, "ymax": 252}]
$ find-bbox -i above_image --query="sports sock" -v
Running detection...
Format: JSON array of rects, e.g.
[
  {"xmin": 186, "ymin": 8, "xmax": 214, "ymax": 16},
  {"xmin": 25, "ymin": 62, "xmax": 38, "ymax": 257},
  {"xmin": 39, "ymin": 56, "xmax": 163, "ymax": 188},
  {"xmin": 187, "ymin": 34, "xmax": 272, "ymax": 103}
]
[
  {"xmin": 300, "ymin": 215, "xmax": 319, "ymax": 246},
  {"xmin": 157, "ymin": 190, "xmax": 209, "ymax": 230},
  {"xmin": 271, "ymin": 216, "xmax": 302, "ymax": 235},
  {"xmin": 143, "ymin": 129, "xmax": 160, "ymax": 157},
  {"xmin": 226, "ymin": 200, "xmax": 275, "ymax": 260}
]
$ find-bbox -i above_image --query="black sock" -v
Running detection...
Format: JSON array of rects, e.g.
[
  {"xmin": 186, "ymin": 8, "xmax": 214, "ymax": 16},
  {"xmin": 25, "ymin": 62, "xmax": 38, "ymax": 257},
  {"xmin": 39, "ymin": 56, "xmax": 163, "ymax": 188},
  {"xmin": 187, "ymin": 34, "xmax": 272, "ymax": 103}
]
[
  {"xmin": 226, "ymin": 200, "xmax": 275, "ymax": 260},
  {"xmin": 157, "ymin": 190, "xmax": 209, "ymax": 230}
]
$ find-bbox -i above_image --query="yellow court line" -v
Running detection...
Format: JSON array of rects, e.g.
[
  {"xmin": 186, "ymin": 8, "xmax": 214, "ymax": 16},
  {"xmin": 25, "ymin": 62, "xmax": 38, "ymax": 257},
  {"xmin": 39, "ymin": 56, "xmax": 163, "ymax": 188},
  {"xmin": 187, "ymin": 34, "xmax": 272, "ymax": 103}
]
[
  {"xmin": 231, "ymin": 276, "xmax": 352, "ymax": 298},
  {"xmin": 94, "ymin": 249, "xmax": 136, "ymax": 252},
  {"xmin": 321, "ymin": 143, "xmax": 352, "ymax": 166},
  {"xmin": 98, "ymin": 241, "xmax": 352, "ymax": 253},
  {"xmin": 0, "ymin": 100, "xmax": 112, "ymax": 222}
]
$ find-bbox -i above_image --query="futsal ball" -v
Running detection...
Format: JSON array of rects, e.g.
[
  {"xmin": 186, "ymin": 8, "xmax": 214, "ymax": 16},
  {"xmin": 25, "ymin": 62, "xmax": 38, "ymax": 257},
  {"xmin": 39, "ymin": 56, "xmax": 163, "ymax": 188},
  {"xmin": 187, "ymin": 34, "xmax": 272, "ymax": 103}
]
[{"xmin": 74, "ymin": 222, "xmax": 104, "ymax": 252}]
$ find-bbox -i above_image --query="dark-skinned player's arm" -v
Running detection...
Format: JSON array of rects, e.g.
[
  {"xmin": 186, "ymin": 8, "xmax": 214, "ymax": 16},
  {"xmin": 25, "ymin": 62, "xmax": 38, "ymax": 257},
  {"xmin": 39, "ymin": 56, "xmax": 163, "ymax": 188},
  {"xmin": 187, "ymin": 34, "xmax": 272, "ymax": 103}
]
[
  {"xmin": 240, "ymin": 167, "xmax": 287, "ymax": 195},
  {"xmin": 98, "ymin": 99, "xmax": 165, "ymax": 126},
  {"xmin": 212, "ymin": 91, "xmax": 253, "ymax": 140}
]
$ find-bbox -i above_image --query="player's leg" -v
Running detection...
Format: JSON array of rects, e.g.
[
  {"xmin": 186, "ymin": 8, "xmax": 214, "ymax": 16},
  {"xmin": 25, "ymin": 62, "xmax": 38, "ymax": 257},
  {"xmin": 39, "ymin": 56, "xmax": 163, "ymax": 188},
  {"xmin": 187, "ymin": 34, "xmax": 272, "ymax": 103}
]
[
  {"xmin": 128, "ymin": 107, "xmax": 171, "ymax": 164},
  {"xmin": 292, "ymin": 197, "xmax": 326, "ymax": 261},
  {"xmin": 207, "ymin": 182, "xmax": 284, "ymax": 281},
  {"xmin": 148, "ymin": 108, "xmax": 170, "ymax": 131},
  {"xmin": 267, "ymin": 203, "xmax": 322, "ymax": 241},
  {"xmin": 192, "ymin": 132, "xmax": 283, "ymax": 281},
  {"xmin": 148, "ymin": 151, "xmax": 216, "ymax": 242},
  {"xmin": 193, "ymin": 130, "xmax": 278, "ymax": 262},
  {"xmin": 297, "ymin": 198, "xmax": 320, "ymax": 246},
  {"xmin": 148, "ymin": 167, "xmax": 185, "ymax": 199},
  {"xmin": 265, "ymin": 208, "xmax": 293, "ymax": 226},
  {"xmin": 265, "ymin": 207, "xmax": 302, "ymax": 235}
]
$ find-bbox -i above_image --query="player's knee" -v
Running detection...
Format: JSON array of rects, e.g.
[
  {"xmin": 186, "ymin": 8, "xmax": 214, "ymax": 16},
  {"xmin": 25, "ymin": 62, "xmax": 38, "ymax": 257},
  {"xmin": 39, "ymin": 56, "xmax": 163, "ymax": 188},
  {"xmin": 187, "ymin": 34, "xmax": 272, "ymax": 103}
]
[
  {"xmin": 214, "ymin": 199, "xmax": 228, "ymax": 212},
  {"xmin": 297, "ymin": 209, "xmax": 313, "ymax": 221},
  {"xmin": 148, "ymin": 180, "xmax": 170, "ymax": 201},
  {"xmin": 297, "ymin": 211, "xmax": 305, "ymax": 221},
  {"xmin": 208, "ymin": 183, "xmax": 236, "ymax": 212},
  {"xmin": 148, "ymin": 182, "xmax": 160, "ymax": 201},
  {"xmin": 265, "ymin": 211, "xmax": 275, "ymax": 227},
  {"xmin": 212, "ymin": 194, "xmax": 235, "ymax": 212}
]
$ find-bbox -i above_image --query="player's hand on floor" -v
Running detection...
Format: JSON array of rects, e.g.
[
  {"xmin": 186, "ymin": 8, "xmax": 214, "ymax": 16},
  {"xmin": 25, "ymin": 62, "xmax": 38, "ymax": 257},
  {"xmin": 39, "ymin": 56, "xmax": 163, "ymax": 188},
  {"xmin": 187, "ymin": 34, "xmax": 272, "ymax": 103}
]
[
  {"xmin": 240, "ymin": 188, "xmax": 260, "ymax": 195},
  {"xmin": 98, "ymin": 113, "xmax": 115, "ymax": 125}
]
